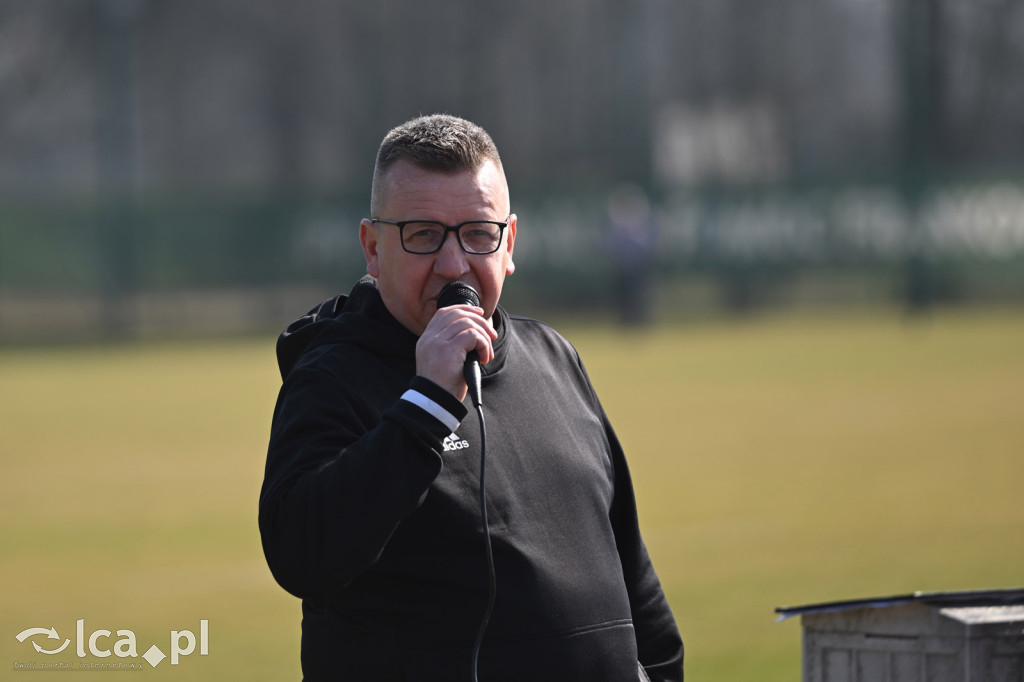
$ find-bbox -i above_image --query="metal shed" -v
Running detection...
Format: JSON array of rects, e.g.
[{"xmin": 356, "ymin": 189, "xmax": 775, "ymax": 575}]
[{"xmin": 775, "ymin": 588, "xmax": 1024, "ymax": 682}]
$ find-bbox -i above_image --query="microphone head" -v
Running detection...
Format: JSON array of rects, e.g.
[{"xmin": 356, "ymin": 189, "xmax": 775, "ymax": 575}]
[{"xmin": 437, "ymin": 280, "xmax": 481, "ymax": 309}]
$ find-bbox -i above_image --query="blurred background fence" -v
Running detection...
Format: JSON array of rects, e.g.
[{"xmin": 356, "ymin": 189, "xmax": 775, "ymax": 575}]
[{"xmin": 2, "ymin": 0, "xmax": 1024, "ymax": 341}]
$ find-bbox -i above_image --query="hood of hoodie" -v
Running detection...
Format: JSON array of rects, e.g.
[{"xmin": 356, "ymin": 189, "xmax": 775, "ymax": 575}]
[
  {"xmin": 276, "ymin": 276, "xmax": 511, "ymax": 381},
  {"xmin": 275, "ymin": 276, "xmax": 420, "ymax": 379},
  {"xmin": 276, "ymin": 275, "xmax": 510, "ymax": 381}
]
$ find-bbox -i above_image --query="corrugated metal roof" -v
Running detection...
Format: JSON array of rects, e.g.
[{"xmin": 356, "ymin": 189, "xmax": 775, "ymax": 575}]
[
  {"xmin": 940, "ymin": 605, "xmax": 1024, "ymax": 624},
  {"xmin": 774, "ymin": 588, "xmax": 1024, "ymax": 622}
]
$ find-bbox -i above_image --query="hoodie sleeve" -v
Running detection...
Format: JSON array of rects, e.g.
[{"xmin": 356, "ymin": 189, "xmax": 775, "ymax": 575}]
[
  {"xmin": 258, "ymin": 362, "xmax": 467, "ymax": 600},
  {"xmin": 569, "ymin": 346, "xmax": 684, "ymax": 681},
  {"xmin": 604, "ymin": 411, "xmax": 685, "ymax": 682}
]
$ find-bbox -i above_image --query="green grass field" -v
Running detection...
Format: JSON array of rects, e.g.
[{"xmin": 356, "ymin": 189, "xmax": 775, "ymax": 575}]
[{"xmin": 2, "ymin": 307, "xmax": 1023, "ymax": 680}]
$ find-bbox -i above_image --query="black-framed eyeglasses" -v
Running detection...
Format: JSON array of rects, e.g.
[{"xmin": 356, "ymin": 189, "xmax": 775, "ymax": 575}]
[{"xmin": 370, "ymin": 215, "xmax": 510, "ymax": 255}]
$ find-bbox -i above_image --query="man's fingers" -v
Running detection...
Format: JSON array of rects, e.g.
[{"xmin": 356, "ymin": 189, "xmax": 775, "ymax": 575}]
[
  {"xmin": 415, "ymin": 305, "xmax": 498, "ymax": 399},
  {"xmin": 430, "ymin": 307, "xmax": 496, "ymax": 358}
]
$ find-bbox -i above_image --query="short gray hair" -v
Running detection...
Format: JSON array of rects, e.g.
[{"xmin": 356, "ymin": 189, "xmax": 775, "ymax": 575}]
[{"xmin": 371, "ymin": 114, "xmax": 504, "ymax": 213}]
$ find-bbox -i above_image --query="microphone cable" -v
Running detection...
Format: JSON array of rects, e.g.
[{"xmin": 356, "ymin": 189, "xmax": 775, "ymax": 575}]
[
  {"xmin": 469, "ymin": 399, "xmax": 495, "ymax": 682},
  {"xmin": 434, "ymin": 280, "xmax": 495, "ymax": 681}
]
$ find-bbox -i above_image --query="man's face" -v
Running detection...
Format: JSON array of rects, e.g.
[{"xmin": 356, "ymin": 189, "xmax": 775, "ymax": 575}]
[{"xmin": 359, "ymin": 159, "xmax": 517, "ymax": 336}]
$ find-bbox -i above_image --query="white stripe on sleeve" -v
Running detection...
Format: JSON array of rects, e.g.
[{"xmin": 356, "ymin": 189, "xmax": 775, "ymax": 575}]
[{"xmin": 400, "ymin": 390, "xmax": 461, "ymax": 433}]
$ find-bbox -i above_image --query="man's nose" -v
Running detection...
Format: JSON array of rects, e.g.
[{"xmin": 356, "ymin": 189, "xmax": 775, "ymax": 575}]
[{"xmin": 433, "ymin": 231, "xmax": 469, "ymax": 277}]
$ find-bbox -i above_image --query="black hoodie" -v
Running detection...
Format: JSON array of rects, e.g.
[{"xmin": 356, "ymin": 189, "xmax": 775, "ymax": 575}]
[{"xmin": 259, "ymin": 277, "xmax": 683, "ymax": 681}]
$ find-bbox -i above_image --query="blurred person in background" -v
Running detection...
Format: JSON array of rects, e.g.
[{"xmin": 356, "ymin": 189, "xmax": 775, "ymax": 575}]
[
  {"xmin": 259, "ymin": 114, "xmax": 683, "ymax": 681},
  {"xmin": 606, "ymin": 183, "xmax": 657, "ymax": 327}
]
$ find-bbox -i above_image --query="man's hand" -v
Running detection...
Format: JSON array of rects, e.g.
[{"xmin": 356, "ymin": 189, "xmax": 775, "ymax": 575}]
[{"xmin": 415, "ymin": 304, "xmax": 497, "ymax": 402}]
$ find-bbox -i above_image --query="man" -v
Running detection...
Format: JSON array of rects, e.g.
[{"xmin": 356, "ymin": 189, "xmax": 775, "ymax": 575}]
[{"xmin": 259, "ymin": 114, "xmax": 684, "ymax": 681}]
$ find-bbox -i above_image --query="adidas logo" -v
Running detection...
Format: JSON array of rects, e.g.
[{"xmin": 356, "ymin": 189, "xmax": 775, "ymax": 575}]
[{"xmin": 442, "ymin": 432, "xmax": 470, "ymax": 452}]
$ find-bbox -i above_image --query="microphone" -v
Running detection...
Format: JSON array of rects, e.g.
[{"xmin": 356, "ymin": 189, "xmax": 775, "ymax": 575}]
[{"xmin": 436, "ymin": 280, "xmax": 483, "ymax": 407}]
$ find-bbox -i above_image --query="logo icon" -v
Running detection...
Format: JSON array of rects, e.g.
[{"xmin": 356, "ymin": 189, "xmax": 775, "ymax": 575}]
[
  {"xmin": 442, "ymin": 432, "xmax": 470, "ymax": 452},
  {"xmin": 15, "ymin": 628, "xmax": 69, "ymax": 655}
]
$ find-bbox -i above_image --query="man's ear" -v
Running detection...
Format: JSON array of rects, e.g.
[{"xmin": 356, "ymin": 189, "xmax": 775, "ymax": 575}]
[
  {"xmin": 359, "ymin": 219, "xmax": 380, "ymax": 277},
  {"xmin": 504, "ymin": 214, "xmax": 517, "ymax": 276}
]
